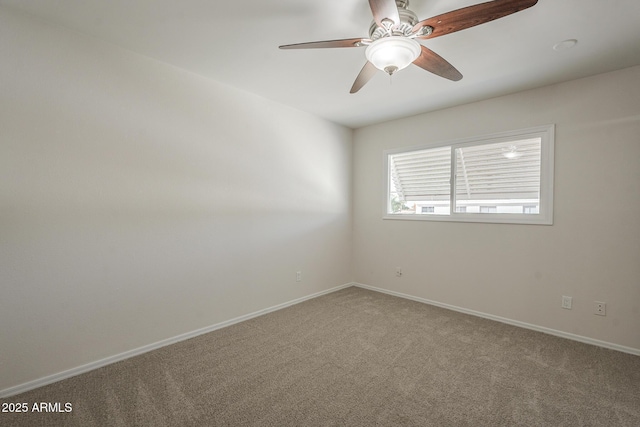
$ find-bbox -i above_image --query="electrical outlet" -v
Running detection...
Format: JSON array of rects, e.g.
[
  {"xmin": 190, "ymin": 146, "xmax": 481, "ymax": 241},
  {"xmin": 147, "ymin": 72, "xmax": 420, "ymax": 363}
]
[
  {"xmin": 296, "ymin": 271, "xmax": 302, "ymax": 282},
  {"xmin": 562, "ymin": 296, "xmax": 572, "ymax": 310},
  {"xmin": 594, "ymin": 301, "xmax": 606, "ymax": 316},
  {"xmin": 395, "ymin": 267, "xmax": 403, "ymax": 277}
]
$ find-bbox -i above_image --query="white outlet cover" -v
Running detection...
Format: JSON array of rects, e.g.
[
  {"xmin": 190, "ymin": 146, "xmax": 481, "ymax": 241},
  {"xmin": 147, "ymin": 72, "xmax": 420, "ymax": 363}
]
[
  {"xmin": 594, "ymin": 301, "xmax": 606, "ymax": 316},
  {"xmin": 562, "ymin": 296, "xmax": 572, "ymax": 309}
]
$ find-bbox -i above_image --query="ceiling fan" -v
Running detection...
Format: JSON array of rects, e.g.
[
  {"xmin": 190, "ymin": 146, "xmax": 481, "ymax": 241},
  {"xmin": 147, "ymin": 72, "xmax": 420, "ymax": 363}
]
[{"xmin": 279, "ymin": 0, "xmax": 538, "ymax": 93}]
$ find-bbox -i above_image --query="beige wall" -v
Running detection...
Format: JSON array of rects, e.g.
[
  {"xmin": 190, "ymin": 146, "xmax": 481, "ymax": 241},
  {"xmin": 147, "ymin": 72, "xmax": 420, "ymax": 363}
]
[
  {"xmin": 353, "ymin": 66, "xmax": 640, "ymax": 351},
  {"xmin": 0, "ymin": 8, "xmax": 352, "ymax": 391}
]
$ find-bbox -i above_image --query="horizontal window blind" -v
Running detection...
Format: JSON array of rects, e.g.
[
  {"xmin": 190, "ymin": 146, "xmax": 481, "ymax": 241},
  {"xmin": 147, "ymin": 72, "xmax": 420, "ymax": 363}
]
[
  {"xmin": 389, "ymin": 146, "xmax": 450, "ymax": 201},
  {"xmin": 455, "ymin": 138, "xmax": 541, "ymax": 201}
]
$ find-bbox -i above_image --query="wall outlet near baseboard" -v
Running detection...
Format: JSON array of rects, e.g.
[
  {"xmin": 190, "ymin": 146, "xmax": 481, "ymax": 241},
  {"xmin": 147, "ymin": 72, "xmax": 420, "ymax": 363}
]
[
  {"xmin": 562, "ymin": 296, "xmax": 572, "ymax": 309},
  {"xmin": 395, "ymin": 267, "xmax": 403, "ymax": 278},
  {"xmin": 594, "ymin": 301, "xmax": 606, "ymax": 316},
  {"xmin": 296, "ymin": 271, "xmax": 302, "ymax": 282}
]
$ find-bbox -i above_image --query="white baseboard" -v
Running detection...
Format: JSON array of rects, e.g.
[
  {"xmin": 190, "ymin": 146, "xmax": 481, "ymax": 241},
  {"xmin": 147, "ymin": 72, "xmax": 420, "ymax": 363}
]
[
  {"xmin": 5, "ymin": 281, "xmax": 636, "ymax": 398},
  {"xmin": 353, "ymin": 283, "xmax": 640, "ymax": 356},
  {"xmin": 0, "ymin": 283, "xmax": 354, "ymax": 398}
]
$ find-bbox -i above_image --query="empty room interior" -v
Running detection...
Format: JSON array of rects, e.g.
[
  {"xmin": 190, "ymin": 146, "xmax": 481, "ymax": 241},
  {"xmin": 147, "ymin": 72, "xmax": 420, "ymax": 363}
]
[{"xmin": 1, "ymin": 0, "xmax": 639, "ymax": 425}]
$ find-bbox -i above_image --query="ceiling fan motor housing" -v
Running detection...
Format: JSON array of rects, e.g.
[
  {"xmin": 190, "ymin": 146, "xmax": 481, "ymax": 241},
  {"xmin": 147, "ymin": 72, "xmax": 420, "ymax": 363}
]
[{"xmin": 369, "ymin": 0, "xmax": 419, "ymax": 40}]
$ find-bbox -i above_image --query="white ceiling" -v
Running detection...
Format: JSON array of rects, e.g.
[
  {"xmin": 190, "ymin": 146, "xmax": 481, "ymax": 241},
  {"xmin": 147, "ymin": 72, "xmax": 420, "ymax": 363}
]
[{"xmin": 2, "ymin": 0, "xmax": 640, "ymax": 128}]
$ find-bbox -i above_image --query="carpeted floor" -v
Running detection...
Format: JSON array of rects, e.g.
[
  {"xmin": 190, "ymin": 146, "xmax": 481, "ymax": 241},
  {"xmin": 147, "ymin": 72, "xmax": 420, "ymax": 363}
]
[{"xmin": 1, "ymin": 286, "xmax": 639, "ymax": 426}]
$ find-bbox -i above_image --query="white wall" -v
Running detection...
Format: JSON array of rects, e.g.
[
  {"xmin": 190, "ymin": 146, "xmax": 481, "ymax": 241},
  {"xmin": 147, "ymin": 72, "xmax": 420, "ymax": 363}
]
[
  {"xmin": 0, "ymin": 8, "xmax": 352, "ymax": 392},
  {"xmin": 353, "ymin": 66, "xmax": 640, "ymax": 351}
]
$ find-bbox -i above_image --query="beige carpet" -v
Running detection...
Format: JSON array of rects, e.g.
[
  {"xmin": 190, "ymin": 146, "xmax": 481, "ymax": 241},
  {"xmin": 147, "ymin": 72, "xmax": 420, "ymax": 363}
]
[{"xmin": 1, "ymin": 286, "xmax": 639, "ymax": 426}]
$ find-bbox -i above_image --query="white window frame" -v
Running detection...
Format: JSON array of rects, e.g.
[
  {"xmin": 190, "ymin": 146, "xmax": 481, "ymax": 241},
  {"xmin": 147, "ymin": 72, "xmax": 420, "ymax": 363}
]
[
  {"xmin": 479, "ymin": 206, "xmax": 498, "ymax": 214},
  {"xmin": 383, "ymin": 124, "xmax": 555, "ymax": 225}
]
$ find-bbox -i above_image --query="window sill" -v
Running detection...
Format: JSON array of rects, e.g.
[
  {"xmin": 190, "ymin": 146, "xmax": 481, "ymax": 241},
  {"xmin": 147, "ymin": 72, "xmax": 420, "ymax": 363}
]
[{"xmin": 383, "ymin": 213, "xmax": 553, "ymax": 225}]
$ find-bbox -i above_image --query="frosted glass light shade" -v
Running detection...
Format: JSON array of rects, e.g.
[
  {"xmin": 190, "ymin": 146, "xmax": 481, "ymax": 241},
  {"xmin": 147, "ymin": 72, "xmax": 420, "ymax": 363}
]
[{"xmin": 365, "ymin": 37, "xmax": 421, "ymax": 75}]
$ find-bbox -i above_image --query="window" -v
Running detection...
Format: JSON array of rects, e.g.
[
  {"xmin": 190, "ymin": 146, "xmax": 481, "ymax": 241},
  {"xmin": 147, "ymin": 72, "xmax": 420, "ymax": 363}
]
[{"xmin": 385, "ymin": 125, "xmax": 554, "ymax": 225}]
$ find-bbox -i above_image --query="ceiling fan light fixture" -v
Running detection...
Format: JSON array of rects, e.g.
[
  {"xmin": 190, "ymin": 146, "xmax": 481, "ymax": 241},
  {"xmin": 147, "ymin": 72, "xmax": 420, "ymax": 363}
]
[{"xmin": 365, "ymin": 36, "xmax": 421, "ymax": 75}]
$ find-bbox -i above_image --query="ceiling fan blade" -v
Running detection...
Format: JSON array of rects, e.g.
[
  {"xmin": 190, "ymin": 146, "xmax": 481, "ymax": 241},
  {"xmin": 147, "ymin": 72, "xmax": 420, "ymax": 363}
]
[
  {"xmin": 413, "ymin": 46, "xmax": 463, "ymax": 81},
  {"xmin": 414, "ymin": 0, "xmax": 538, "ymax": 39},
  {"xmin": 369, "ymin": 0, "xmax": 400, "ymax": 27},
  {"xmin": 279, "ymin": 38, "xmax": 366, "ymax": 49},
  {"xmin": 350, "ymin": 61, "xmax": 378, "ymax": 94}
]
